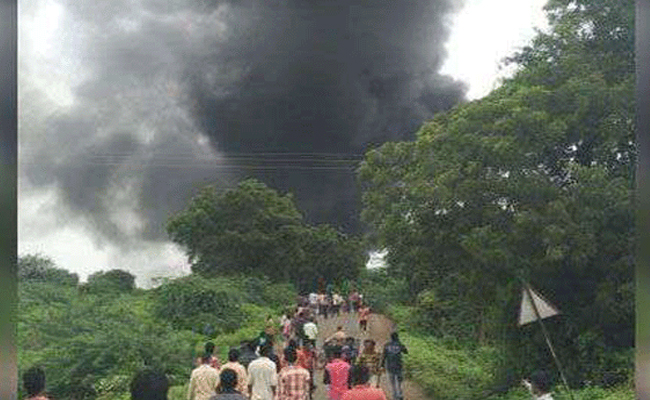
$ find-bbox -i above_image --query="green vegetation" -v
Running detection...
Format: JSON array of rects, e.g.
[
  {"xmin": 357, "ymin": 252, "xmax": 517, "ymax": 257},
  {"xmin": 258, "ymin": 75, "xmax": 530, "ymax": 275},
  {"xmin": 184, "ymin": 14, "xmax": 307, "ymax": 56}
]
[
  {"xmin": 167, "ymin": 178, "xmax": 365, "ymax": 292},
  {"xmin": 17, "ymin": 255, "xmax": 294, "ymax": 400},
  {"xmin": 358, "ymin": 0, "xmax": 634, "ymax": 398},
  {"xmin": 17, "ymin": 1, "xmax": 635, "ymax": 400}
]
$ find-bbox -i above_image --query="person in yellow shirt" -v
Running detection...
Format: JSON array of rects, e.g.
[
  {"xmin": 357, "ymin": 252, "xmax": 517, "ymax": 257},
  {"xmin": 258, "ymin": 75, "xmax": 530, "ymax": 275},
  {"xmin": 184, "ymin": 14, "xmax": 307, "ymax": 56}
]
[
  {"xmin": 220, "ymin": 349, "xmax": 249, "ymax": 398},
  {"xmin": 189, "ymin": 353, "xmax": 220, "ymax": 400},
  {"xmin": 356, "ymin": 340, "xmax": 382, "ymax": 387}
]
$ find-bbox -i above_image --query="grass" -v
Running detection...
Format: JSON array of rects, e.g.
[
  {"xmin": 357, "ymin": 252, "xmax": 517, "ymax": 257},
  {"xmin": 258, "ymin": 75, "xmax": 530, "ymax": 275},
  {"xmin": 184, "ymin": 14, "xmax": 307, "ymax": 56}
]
[{"xmin": 386, "ymin": 304, "xmax": 634, "ymax": 400}]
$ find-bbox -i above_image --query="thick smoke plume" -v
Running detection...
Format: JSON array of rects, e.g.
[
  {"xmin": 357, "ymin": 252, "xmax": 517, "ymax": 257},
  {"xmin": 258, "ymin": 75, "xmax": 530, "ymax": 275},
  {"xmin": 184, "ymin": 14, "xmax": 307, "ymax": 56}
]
[{"xmin": 19, "ymin": 0, "xmax": 466, "ymax": 249}]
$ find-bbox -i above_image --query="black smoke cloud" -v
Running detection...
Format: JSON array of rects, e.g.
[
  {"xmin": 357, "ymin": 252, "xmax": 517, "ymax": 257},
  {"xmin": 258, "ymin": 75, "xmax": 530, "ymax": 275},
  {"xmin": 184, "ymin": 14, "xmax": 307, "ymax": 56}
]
[
  {"xmin": 19, "ymin": 0, "xmax": 466, "ymax": 248},
  {"xmin": 186, "ymin": 0, "xmax": 467, "ymax": 231}
]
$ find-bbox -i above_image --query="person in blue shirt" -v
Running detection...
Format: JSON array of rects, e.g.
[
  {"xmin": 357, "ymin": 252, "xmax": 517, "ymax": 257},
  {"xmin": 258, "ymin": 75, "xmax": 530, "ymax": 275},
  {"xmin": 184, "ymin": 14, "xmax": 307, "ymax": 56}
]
[{"xmin": 381, "ymin": 332, "xmax": 408, "ymax": 400}]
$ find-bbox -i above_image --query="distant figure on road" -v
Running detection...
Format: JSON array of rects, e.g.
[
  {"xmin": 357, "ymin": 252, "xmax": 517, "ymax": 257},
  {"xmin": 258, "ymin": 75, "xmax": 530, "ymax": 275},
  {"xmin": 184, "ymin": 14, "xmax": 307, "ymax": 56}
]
[
  {"xmin": 23, "ymin": 366, "xmax": 51, "ymax": 400},
  {"xmin": 522, "ymin": 370, "xmax": 554, "ymax": 400},
  {"xmin": 324, "ymin": 347, "xmax": 351, "ymax": 400},
  {"xmin": 341, "ymin": 337, "xmax": 359, "ymax": 365},
  {"xmin": 277, "ymin": 347, "xmax": 311, "ymax": 400},
  {"xmin": 247, "ymin": 344, "xmax": 278, "ymax": 400},
  {"xmin": 318, "ymin": 293, "xmax": 330, "ymax": 319},
  {"xmin": 210, "ymin": 369, "xmax": 247, "ymax": 400},
  {"xmin": 188, "ymin": 353, "xmax": 220, "ymax": 400},
  {"xmin": 303, "ymin": 317, "xmax": 318, "ymax": 347},
  {"xmin": 326, "ymin": 326, "xmax": 347, "ymax": 346},
  {"xmin": 381, "ymin": 332, "xmax": 408, "ymax": 400},
  {"xmin": 342, "ymin": 365, "xmax": 387, "ymax": 400},
  {"xmin": 281, "ymin": 312, "xmax": 293, "ymax": 343},
  {"xmin": 358, "ymin": 305, "xmax": 371, "ymax": 333},
  {"xmin": 131, "ymin": 368, "xmax": 169, "ymax": 400},
  {"xmin": 219, "ymin": 348, "xmax": 249, "ymax": 398},
  {"xmin": 332, "ymin": 293, "xmax": 343, "ymax": 317}
]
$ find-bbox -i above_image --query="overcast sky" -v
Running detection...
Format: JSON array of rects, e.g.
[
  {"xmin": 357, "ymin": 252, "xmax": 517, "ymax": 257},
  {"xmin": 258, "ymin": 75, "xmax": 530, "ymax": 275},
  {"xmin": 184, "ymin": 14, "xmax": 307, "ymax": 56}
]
[{"xmin": 18, "ymin": 0, "xmax": 548, "ymax": 287}]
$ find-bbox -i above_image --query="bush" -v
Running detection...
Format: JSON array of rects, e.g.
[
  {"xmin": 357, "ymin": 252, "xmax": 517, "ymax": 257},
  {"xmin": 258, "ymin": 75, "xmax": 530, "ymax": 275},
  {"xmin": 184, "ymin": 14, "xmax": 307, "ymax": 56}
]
[
  {"xmin": 18, "ymin": 255, "xmax": 79, "ymax": 286},
  {"xmin": 81, "ymin": 269, "xmax": 136, "ymax": 294},
  {"xmin": 402, "ymin": 333, "xmax": 501, "ymax": 400},
  {"xmin": 153, "ymin": 275, "xmax": 246, "ymax": 333}
]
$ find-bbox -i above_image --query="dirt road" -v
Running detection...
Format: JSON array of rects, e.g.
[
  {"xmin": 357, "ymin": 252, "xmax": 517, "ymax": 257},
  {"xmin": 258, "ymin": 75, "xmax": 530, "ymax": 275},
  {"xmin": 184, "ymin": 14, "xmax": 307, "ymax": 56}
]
[{"xmin": 309, "ymin": 311, "xmax": 429, "ymax": 400}]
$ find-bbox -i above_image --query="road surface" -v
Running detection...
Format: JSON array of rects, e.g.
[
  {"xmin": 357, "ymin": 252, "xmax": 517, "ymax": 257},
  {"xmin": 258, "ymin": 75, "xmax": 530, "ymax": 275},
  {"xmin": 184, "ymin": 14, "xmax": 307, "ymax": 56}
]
[{"xmin": 306, "ymin": 310, "xmax": 429, "ymax": 400}]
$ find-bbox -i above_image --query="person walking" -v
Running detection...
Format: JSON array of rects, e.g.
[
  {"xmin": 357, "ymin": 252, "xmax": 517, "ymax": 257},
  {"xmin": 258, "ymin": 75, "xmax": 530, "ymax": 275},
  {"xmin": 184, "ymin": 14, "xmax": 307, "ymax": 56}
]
[
  {"xmin": 219, "ymin": 348, "xmax": 249, "ymax": 398},
  {"xmin": 247, "ymin": 344, "xmax": 278, "ymax": 400},
  {"xmin": 210, "ymin": 369, "xmax": 247, "ymax": 400},
  {"xmin": 341, "ymin": 365, "xmax": 387, "ymax": 400},
  {"xmin": 341, "ymin": 337, "xmax": 358, "ymax": 365},
  {"xmin": 323, "ymin": 348, "xmax": 351, "ymax": 400},
  {"xmin": 332, "ymin": 293, "xmax": 343, "ymax": 317},
  {"xmin": 188, "ymin": 353, "xmax": 220, "ymax": 400},
  {"xmin": 296, "ymin": 342, "xmax": 317, "ymax": 399},
  {"xmin": 22, "ymin": 367, "xmax": 51, "ymax": 400},
  {"xmin": 356, "ymin": 340, "xmax": 382, "ymax": 387},
  {"xmin": 277, "ymin": 347, "xmax": 311, "ymax": 400},
  {"xmin": 302, "ymin": 317, "xmax": 318, "ymax": 348},
  {"xmin": 381, "ymin": 332, "xmax": 408, "ymax": 400},
  {"xmin": 358, "ymin": 305, "xmax": 371, "ymax": 334},
  {"xmin": 326, "ymin": 326, "xmax": 347, "ymax": 347}
]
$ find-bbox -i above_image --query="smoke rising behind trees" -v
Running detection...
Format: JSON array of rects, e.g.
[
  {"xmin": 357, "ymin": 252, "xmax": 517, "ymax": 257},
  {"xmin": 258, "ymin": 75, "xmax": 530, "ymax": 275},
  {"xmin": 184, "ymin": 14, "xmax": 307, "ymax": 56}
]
[{"xmin": 19, "ymin": 0, "xmax": 466, "ymax": 269}]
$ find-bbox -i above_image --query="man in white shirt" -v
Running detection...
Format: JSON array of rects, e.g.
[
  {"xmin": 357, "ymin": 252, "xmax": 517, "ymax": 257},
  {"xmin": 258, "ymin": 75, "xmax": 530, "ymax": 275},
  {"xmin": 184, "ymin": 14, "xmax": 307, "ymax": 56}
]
[
  {"xmin": 302, "ymin": 317, "xmax": 318, "ymax": 347},
  {"xmin": 248, "ymin": 344, "xmax": 278, "ymax": 400},
  {"xmin": 188, "ymin": 353, "xmax": 220, "ymax": 400}
]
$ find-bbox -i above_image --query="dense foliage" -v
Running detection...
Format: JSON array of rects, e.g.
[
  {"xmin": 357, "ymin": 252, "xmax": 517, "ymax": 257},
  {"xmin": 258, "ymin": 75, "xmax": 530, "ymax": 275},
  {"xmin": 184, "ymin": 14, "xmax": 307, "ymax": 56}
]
[
  {"xmin": 17, "ymin": 256, "xmax": 292, "ymax": 400},
  {"xmin": 358, "ymin": 0, "xmax": 634, "ymax": 389},
  {"xmin": 81, "ymin": 269, "xmax": 137, "ymax": 294},
  {"xmin": 167, "ymin": 178, "xmax": 365, "ymax": 292}
]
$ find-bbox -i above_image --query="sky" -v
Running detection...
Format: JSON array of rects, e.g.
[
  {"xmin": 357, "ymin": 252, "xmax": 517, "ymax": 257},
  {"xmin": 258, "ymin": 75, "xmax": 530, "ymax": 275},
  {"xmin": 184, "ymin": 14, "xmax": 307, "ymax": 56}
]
[{"xmin": 18, "ymin": 0, "xmax": 549, "ymax": 287}]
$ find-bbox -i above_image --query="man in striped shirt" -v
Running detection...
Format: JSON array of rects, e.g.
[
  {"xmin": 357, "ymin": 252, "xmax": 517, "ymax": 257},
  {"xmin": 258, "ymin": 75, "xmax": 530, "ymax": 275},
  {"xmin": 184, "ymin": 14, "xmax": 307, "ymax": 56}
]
[{"xmin": 277, "ymin": 347, "xmax": 311, "ymax": 400}]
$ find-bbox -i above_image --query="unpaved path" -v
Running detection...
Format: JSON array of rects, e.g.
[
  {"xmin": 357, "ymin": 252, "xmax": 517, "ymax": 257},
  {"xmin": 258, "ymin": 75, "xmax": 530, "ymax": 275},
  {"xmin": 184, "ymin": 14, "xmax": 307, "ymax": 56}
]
[{"xmin": 309, "ymin": 311, "xmax": 429, "ymax": 400}]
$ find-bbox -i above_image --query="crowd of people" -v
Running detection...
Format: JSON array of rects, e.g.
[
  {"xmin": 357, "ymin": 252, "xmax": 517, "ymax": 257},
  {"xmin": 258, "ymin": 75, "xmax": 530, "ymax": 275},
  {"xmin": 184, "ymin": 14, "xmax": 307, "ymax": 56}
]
[{"xmin": 20, "ymin": 288, "xmax": 555, "ymax": 400}]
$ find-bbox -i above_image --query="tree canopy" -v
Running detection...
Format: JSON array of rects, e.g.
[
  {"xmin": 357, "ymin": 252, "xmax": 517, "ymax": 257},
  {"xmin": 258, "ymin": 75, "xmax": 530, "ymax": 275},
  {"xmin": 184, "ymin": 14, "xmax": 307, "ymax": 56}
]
[
  {"xmin": 18, "ymin": 254, "xmax": 79, "ymax": 286},
  {"xmin": 167, "ymin": 178, "xmax": 365, "ymax": 291},
  {"xmin": 358, "ymin": 0, "xmax": 634, "ymax": 387}
]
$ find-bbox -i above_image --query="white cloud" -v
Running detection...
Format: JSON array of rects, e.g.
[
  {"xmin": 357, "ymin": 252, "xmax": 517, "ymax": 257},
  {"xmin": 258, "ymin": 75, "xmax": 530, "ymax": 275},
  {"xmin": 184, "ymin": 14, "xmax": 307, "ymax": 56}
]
[{"xmin": 441, "ymin": 0, "xmax": 549, "ymax": 100}]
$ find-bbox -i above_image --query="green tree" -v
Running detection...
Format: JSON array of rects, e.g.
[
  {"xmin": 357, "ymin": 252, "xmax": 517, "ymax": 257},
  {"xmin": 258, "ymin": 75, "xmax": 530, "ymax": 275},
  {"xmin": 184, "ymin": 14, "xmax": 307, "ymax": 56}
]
[
  {"xmin": 167, "ymin": 178, "xmax": 364, "ymax": 287},
  {"xmin": 82, "ymin": 269, "xmax": 136, "ymax": 294},
  {"xmin": 153, "ymin": 275, "xmax": 245, "ymax": 333},
  {"xmin": 358, "ymin": 0, "xmax": 634, "ymax": 386},
  {"xmin": 167, "ymin": 178, "xmax": 306, "ymax": 279},
  {"xmin": 18, "ymin": 254, "xmax": 79, "ymax": 286}
]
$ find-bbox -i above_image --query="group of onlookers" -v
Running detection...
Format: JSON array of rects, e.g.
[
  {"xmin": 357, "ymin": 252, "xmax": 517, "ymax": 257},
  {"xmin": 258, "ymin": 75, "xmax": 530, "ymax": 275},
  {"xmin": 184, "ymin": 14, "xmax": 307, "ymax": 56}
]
[
  {"xmin": 320, "ymin": 331, "xmax": 407, "ymax": 400},
  {"xmin": 20, "ymin": 287, "xmax": 555, "ymax": 400}
]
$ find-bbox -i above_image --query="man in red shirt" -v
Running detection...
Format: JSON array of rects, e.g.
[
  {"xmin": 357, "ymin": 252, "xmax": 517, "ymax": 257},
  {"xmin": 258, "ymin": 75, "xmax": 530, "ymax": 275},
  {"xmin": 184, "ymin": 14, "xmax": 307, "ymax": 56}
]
[
  {"xmin": 323, "ymin": 347, "xmax": 351, "ymax": 400},
  {"xmin": 342, "ymin": 365, "xmax": 387, "ymax": 400},
  {"xmin": 296, "ymin": 342, "xmax": 316, "ymax": 397}
]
